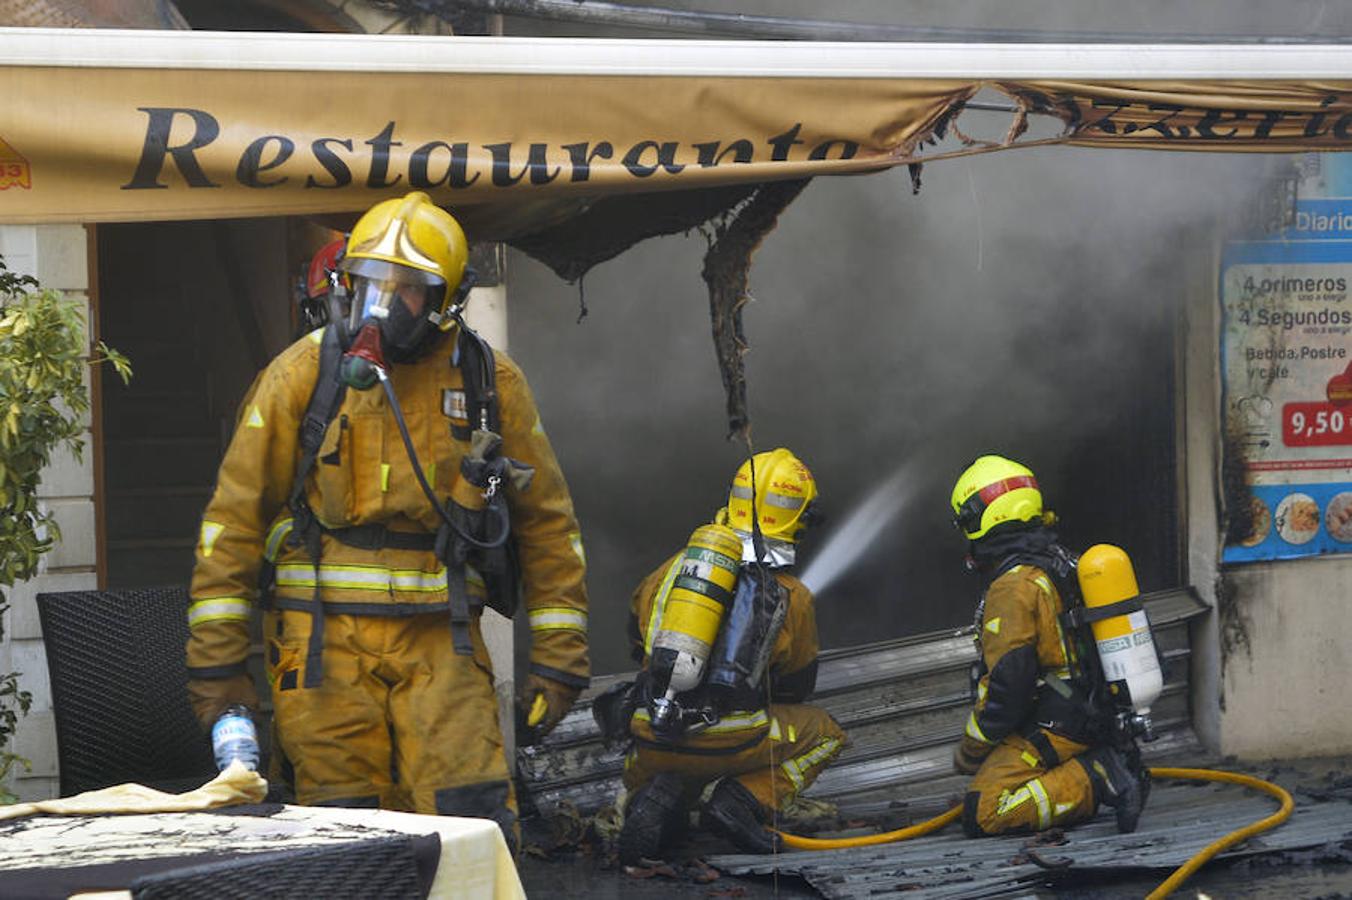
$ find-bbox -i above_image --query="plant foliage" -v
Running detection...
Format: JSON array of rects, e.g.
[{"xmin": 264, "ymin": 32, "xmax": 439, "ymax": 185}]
[{"xmin": 0, "ymin": 253, "xmax": 129, "ymax": 801}]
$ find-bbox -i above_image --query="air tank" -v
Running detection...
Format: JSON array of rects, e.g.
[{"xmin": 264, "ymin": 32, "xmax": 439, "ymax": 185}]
[
  {"xmin": 1076, "ymin": 544, "xmax": 1163, "ymax": 718},
  {"xmin": 647, "ymin": 523, "xmax": 743, "ymax": 735}
]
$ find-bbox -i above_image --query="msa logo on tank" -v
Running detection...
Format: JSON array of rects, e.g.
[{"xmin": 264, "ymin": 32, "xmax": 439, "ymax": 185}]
[{"xmin": 0, "ymin": 137, "xmax": 31, "ymax": 190}]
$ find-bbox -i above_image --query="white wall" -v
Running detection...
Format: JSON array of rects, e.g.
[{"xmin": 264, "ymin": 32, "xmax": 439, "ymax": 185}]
[
  {"xmin": 1184, "ymin": 162, "xmax": 1352, "ymax": 760},
  {"xmin": 1218, "ymin": 558, "xmax": 1352, "ymax": 756},
  {"xmin": 0, "ymin": 223, "xmax": 97, "ymax": 801},
  {"xmin": 1182, "ymin": 233, "xmax": 1224, "ymax": 754}
]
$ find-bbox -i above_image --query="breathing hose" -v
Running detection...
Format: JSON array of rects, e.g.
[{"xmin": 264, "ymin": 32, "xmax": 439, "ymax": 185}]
[
  {"xmin": 375, "ymin": 365, "xmax": 511, "ymax": 549},
  {"xmin": 771, "ymin": 766, "xmax": 1294, "ymax": 899}
]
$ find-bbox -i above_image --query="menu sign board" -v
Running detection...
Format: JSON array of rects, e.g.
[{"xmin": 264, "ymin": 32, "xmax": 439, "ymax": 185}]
[{"xmin": 1221, "ymin": 199, "xmax": 1352, "ymax": 562}]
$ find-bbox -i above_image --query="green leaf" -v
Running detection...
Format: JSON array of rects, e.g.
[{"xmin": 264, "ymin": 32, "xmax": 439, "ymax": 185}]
[{"xmin": 0, "ymin": 253, "xmax": 130, "ymax": 763}]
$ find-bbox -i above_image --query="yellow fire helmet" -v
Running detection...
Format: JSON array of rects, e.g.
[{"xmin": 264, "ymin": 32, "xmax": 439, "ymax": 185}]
[
  {"xmin": 727, "ymin": 448, "xmax": 818, "ymax": 543},
  {"xmin": 340, "ymin": 191, "xmax": 471, "ymax": 330},
  {"xmin": 950, "ymin": 454, "xmax": 1044, "ymax": 540}
]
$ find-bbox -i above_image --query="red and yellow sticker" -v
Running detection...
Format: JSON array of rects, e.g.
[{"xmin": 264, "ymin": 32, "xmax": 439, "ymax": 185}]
[{"xmin": 0, "ymin": 138, "xmax": 31, "ymax": 190}]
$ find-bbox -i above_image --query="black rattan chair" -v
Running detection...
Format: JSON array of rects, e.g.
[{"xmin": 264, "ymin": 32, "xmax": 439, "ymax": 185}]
[
  {"xmin": 37, "ymin": 587, "xmax": 217, "ymax": 796},
  {"xmin": 129, "ymin": 835, "xmax": 428, "ymax": 900}
]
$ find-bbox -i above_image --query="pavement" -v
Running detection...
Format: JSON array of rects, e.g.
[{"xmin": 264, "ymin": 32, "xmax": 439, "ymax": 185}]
[{"xmin": 516, "ymin": 755, "xmax": 1352, "ymax": 899}]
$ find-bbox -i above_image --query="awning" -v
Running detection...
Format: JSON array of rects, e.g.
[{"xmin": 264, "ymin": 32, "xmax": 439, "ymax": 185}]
[
  {"xmin": 3, "ymin": 27, "xmax": 1352, "ymax": 240},
  {"xmin": 8, "ymin": 28, "xmax": 1352, "ymax": 438}
]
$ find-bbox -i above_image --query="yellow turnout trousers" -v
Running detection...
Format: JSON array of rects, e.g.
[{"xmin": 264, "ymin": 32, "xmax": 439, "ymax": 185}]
[
  {"xmin": 624, "ymin": 702, "xmax": 846, "ymax": 811},
  {"xmin": 964, "ymin": 729, "xmax": 1096, "ymax": 835},
  {"xmin": 265, "ymin": 608, "xmax": 516, "ymax": 839}
]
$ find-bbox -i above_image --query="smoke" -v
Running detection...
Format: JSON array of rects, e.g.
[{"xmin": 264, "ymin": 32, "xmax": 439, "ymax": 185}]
[
  {"xmin": 503, "ymin": 1, "xmax": 1322, "ymax": 673},
  {"xmin": 800, "ymin": 457, "xmax": 921, "ymax": 595}
]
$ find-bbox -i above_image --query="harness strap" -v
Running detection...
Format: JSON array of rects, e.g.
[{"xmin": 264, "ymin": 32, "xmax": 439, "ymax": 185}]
[
  {"xmin": 1022, "ymin": 727, "xmax": 1062, "ymax": 768},
  {"xmin": 272, "ymin": 596, "xmax": 461, "ymax": 617},
  {"xmin": 302, "ymin": 514, "xmax": 327, "ymax": 689},
  {"xmin": 447, "ymin": 565, "xmax": 475, "ymax": 656},
  {"xmin": 289, "ymin": 326, "xmax": 348, "ymax": 689},
  {"xmin": 1062, "ymin": 596, "xmax": 1144, "ymax": 629},
  {"xmin": 289, "ymin": 325, "xmax": 349, "ymax": 518},
  {"xmin": 436, "ymin": 522, "xmax": 475, "ymax": 656},
  {"xmin": 1042, "ymin": 673, "xmax": 1075, "ymax": 699},
  {"xmin": 325, "ymin": 523, "xmax": 438, "ymax": 552},
  {"xmin": 632, "ymin": 732, "xmax": 766, "ymax": 756},
  {"xmin": 457, "ymin": 324, "xmax": 499, "ymax": 433}
]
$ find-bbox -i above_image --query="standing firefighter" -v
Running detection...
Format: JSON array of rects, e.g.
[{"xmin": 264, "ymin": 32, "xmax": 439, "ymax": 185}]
[
  {"xmin": 613, "ymin": 448, "xmax": 846, "ymax": 863},
  {"xmin": 950, "ymin": 454, "xmax": 1150, "ymax": 837},
  {"xmin": 185, "ymin": 192, "xmax": 589, "ymax": 848}
]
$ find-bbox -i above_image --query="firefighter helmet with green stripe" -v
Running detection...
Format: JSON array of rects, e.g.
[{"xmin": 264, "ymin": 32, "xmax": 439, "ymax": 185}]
[{"xmin": 727, "ymin": 448, "xmax": 817, "ymax": 543}]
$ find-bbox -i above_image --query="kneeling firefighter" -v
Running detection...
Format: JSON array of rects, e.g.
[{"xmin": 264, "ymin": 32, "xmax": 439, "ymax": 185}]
[
  {"xmin": 185, "ymin": 192, "xmax": 589, "ymax": 849},
  {"xmin": 950, "ymin": 454, "xmax": 1159, "ymax": 837},
  {"xmin": 606, "ymin": 449, "xmax": 847, "ymax": 863}
]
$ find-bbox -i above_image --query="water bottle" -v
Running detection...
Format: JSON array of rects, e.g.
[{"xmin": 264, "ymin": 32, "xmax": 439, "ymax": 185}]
[{"xmin": 211, "ymin": 705, "xmax": 260, "ymax": 772}]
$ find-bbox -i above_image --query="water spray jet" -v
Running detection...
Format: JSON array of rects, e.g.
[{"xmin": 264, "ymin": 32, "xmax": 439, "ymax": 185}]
[{"xmin": 800, "ymin": 458, "xmax": 921, "ymax": 596}]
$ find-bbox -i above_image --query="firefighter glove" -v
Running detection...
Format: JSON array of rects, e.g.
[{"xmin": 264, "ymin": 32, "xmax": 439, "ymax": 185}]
[
  {"xmin": 953, "ymin": 738, "xmax": 988, "ymax": 776},
  {"xmin": 517, "ymin": 673, "xmax": 580, "ymax": 744},
  {"xmin": 462, "ymin": 429, "xmax": 535, "ymax": 493},
  {"xmin": 187, "ymin": 673, "xmax": 259, "ymax": 730}
]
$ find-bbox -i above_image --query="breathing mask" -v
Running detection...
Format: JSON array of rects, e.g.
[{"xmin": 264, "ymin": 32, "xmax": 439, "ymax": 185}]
[{"xmin": 339, "ymin": 261, "xmax": 446, "ymax": 389}]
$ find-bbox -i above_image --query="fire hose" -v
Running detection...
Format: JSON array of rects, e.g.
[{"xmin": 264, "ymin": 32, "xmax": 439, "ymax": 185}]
[{"xmin": 771, "ymin": 765, "xmax": 1294, "ymax": 899}]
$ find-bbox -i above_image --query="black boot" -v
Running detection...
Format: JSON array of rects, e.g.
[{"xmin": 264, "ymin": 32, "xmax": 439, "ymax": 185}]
[
  {"xmin": 618, "ymin": 772, "xmax": 687, "ymax": 865},
  {"xmin": 1081, "ymin": 747, "xmax": 1149, "ymax": 834},
  {"xmin": 700, "ymin": 779, "xmax": 782, "ymax": 855}
]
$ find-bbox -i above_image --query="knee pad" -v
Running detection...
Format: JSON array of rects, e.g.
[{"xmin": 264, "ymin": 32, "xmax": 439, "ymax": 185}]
[{"xmin": 618, "ymin": 772, "xmax": 686, "ymax": 865}]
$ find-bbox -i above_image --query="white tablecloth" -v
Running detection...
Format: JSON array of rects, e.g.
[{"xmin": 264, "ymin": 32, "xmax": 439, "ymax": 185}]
[{"xmin": 0, "ymin": 803, "xmax": 524, "ymax": 900}]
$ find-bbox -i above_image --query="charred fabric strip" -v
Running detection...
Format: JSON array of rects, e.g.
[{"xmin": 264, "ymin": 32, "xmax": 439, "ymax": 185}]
[
  {"xmin": 701, "ymin": 178, "xmax": 811, "ymax": 442},
  {"xmin": 507, "ymin": 184, "xmax": 757, "ymax": 283}
]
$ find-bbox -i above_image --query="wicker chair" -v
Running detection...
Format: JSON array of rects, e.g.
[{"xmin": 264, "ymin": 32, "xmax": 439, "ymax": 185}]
[
  {"xmin": 36, "ymin": 587, "xmax": 217, "ymax": 796},
  {"xmin": 129, "ymin": 835, "xmax": 427, "ymax": 900}
]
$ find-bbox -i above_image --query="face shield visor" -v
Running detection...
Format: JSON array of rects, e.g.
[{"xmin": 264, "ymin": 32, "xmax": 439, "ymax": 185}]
[{"xmin": 342, "ymin": 258, "xmax": 446, "ymax": 361}]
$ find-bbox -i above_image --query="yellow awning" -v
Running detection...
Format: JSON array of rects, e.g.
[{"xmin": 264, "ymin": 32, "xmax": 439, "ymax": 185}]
[{"xmin": 2, "ymin": 28, "xmax": 1351, "ymax": 237}]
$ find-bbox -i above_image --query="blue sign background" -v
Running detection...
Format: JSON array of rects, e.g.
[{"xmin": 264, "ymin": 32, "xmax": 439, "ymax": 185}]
[
  {"xmin": 1223, "ymin": 481, "xmax": 1352, "ymax": 562},
  {"xmin": 1220, "ymin": 193, "xmax": 1352, "ymax": 564}
]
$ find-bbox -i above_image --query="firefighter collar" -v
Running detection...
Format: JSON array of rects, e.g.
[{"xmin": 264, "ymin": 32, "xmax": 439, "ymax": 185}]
[{"xmin": 733, "ymin": 530, "xmax": 795, "ymax": 568}]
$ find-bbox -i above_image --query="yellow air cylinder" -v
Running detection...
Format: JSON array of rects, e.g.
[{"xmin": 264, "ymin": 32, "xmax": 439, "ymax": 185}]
[
  {"xmin": 1076, "ymin": 544, "xmax": 1163, "ymax": 715},
  {"xmin": 651, "ymin": 523, "xmax": 743, "ymax": 694}
]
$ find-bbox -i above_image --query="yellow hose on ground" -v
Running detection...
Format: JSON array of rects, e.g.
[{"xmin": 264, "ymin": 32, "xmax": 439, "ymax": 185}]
[
  {"xmin": 1144, "ymin": 766, "xmax": 1294, "ymax": 900},
  {"xmin": 771, "ymin": 765, "xmax": 1294, "ymax": 900},
  {"xmin": 774, "ymin": 804, "xmax": 962, "ymax": 850}
]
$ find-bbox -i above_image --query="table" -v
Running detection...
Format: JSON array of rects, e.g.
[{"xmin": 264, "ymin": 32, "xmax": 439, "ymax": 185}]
[{"xmin": 0, "ymin": 803, "xmax": 524, "ymax": 900}]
